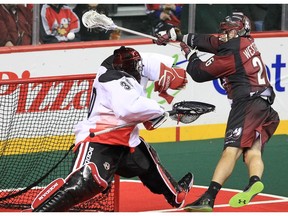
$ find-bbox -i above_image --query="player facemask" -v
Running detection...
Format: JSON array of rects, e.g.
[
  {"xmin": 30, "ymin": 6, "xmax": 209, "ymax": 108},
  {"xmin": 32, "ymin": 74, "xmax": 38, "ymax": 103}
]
[
  {"xmin": 219, "ymin": 12, "xmax": 251, "ymax": 42},
  {"xmin": 113, "ymin": 46, "xmax": 143, "ymax": 83}
]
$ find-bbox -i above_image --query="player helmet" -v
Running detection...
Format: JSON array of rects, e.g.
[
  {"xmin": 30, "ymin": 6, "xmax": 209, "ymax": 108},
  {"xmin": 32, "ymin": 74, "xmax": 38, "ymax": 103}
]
[
  {"xmin": 219, "ymin": 12, "xmax": 251, "ymax": 37},
  {"xmin": 113, "ymin": 46, "xmax": 143, "ymax": 83}
]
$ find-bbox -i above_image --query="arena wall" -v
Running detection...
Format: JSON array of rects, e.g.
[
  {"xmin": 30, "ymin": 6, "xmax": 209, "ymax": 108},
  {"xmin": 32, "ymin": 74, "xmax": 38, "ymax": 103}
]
[{"xmin": 0, "ymin": 32, "xmax": 287, "ymax": 142}]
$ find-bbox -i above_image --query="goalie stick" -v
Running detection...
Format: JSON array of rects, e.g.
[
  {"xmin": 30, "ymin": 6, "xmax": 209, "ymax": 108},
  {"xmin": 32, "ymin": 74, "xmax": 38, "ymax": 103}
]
[
  {"xmin": 89, "ymin": 100, "xmax": 215, "ymax": 137},
  {"xmin": 169, "ymin": 101, "xmax": 215, "ymax": 124}
]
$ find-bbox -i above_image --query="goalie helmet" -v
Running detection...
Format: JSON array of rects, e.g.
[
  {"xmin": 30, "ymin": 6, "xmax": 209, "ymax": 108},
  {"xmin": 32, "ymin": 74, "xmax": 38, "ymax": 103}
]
[
  {"xmin": 219, "ymin": 12, "xmax": 251, "ymax": 39},
  {"xmin": 113, "ymin": 46, "xmax": 143, "ymax": 83}
]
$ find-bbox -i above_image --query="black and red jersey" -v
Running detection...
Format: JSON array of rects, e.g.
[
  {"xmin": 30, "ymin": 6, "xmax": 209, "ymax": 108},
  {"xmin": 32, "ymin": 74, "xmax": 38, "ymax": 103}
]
[{"xmin": 186, "ymin": 34, "xmax": 272, "ymax": 101}]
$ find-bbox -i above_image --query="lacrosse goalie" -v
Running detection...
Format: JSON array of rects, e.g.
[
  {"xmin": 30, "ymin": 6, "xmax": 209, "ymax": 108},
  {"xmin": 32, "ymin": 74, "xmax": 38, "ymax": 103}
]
[{"xmin": 30, "ymin": 46, "xmax": 193, "ymax": 212}]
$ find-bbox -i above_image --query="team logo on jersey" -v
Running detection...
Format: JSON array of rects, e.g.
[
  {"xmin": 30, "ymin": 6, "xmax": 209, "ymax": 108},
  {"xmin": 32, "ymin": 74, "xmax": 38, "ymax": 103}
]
[
  {"xmin": 103, "ymin": 162, "xmax": 110, "ymax": 170},
  {"xmin": 225, "ymin": 127, "xmax": 242, "ymax": 144}
]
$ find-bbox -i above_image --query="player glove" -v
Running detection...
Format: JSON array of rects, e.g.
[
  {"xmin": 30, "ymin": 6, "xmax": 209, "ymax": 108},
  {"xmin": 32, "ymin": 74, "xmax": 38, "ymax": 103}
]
[
  {"xmin": 180, "ymin": 42, "xmax": 198, "ymax": 60},
  {"xmin": 154, "ymin": 28, "xmax": 182, "ymax": 46},
  {"xmin": 143, "ymin": 112, "xmax": 169, "ymax": 130},
  {"xmin": 154, "ymin": 63, "xmax": 187, "ymax": 104}
]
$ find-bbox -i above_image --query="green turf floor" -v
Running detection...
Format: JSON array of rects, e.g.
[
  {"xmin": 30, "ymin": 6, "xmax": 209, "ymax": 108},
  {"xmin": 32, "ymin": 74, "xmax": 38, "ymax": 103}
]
[
  {"xmin": 1, "ymin": 135, "xmax": 286, "ymax": 199},
  {"xmin": 150, "ymin": 134, "xmax": 288, "ymax": 197}
]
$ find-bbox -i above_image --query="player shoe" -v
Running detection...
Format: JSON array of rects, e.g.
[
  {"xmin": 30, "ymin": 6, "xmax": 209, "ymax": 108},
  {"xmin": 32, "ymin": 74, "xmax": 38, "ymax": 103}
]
[
  {"xmin": 174, "ymin": 172, "xmax": 194, "ymax": 208},
  {"xmin": 229, "ymin": 181, "xmax": 264, "ymax": 208},
  {"xmin": 184, "ymin": 192, "xmax": 214, "ymax": 212}
]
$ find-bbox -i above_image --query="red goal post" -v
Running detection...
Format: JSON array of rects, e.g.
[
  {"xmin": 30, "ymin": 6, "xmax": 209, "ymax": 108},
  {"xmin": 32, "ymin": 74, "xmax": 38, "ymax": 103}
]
[{"xmin": 0, "ymin": 74, "xmax": 120, "ymax": 212}]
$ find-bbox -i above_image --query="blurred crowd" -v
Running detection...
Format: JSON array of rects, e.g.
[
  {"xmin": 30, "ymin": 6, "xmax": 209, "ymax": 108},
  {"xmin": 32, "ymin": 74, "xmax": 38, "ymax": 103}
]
[{"xmin": 0, "ymin": 4, "xmax": 284, "ymax": 47}]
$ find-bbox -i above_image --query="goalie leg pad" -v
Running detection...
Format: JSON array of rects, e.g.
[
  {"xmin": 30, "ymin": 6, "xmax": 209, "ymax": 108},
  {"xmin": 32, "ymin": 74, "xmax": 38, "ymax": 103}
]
[
  {"xmin": 138, "ymin": 140, "xmax": 192, "ymax": 208},
  {"xmin": 32, "ymin": 162, "xmax": 108, "ymax": 212},
  {"xmin": 31, "ymin": 178, "xmax": 65, "ymax": 210}
]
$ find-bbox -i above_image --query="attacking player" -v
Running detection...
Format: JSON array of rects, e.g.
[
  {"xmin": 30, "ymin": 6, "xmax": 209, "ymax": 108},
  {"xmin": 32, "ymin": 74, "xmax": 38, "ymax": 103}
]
[
  {"xmin": 155, "ymin": 12, "xmax": 280, "ymax": 211},
  {"xmin": 30, "ymin": 46, "xmax": 193, "ymax": 212}
]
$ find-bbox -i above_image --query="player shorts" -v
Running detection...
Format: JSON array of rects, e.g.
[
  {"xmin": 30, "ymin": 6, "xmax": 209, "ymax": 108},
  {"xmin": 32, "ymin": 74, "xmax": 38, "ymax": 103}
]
[{"xmin": 224, "ymin": 96, "xmax": 279, "ymax": 149}]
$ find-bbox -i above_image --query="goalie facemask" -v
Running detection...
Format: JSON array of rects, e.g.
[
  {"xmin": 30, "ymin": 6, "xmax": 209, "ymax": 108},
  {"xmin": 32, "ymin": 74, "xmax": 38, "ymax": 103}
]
[
  {"xmin": 219, "ymin": 12, "xmax": 251, "ymax": 42},
  {"xmin": 113, "ymin": 46, "xmax": 144, "ymax": 83}
]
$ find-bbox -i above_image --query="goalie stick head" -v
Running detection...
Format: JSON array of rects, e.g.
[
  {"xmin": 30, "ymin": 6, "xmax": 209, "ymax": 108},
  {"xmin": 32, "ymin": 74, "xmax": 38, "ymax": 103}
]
[
  {"xmin": 219, "ymin": 12, "xmax": 251, "ymax": 41},
  {"xmin": 113, "ymin": 46, "xmax": 144, "ymax": 83},
  {"xmin": 169, "ymin": 101, "xmax": 215, "ymax": 124}
]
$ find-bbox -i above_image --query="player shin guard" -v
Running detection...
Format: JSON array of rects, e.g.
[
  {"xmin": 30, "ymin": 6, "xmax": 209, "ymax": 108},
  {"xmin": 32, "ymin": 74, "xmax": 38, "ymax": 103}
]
[{"xmin": 31, "ymin": 162, "xmax": 108, "ymax": 212}]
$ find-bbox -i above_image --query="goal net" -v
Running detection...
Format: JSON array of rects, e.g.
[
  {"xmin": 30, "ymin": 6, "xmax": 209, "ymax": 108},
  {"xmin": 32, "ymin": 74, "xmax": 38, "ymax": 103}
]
[{"xmin": 0, "ymin": 74, "xmax": 119, "ymax": 212}]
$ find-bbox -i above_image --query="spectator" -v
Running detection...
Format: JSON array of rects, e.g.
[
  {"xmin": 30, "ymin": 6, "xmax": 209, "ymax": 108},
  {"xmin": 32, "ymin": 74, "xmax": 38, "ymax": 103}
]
[
  {"xmin": 146, "ymin": 4, "xmax": 183, "ymax": 35},
  {"xmin": 26, "ymin": 4, "xmax": 33, "ymax": 11},
  {"xmin": 73, "ymin": 4, "xmax": 116, "ymax": 41},
  {"xmin": 40, "ymin": 4, "xmax": 81, "ymax": 44},
  {"xmin": 0, "ymin": 4, "xmax": 33, "ymax": 46}
]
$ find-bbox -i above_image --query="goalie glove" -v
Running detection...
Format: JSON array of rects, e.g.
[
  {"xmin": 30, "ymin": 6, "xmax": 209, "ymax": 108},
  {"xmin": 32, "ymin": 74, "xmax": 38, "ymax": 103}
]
[
  {"xmin": 154, "ymin": 63, "xmax": 188, "ymax": 104},
  {"xmin": 180, "ymin": 42, "xmax": 198, "ymax": 61},
  {"xmin": 143, "ymin": 112, "xmax": 169, "ymax": 130},
  {"xmin": 154, "ymin": 28, "xmax": 182, "ymax": 46}
]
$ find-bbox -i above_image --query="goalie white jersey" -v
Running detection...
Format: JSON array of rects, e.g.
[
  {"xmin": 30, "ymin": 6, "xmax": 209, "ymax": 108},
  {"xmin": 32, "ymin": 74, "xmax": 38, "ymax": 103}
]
[
  {"xmin": 139, "ymin": 52, "xmax": 174, "ymax": 88},
  {"xmin": 74, "ymin": 53, "xmax": 173, "ymax": 147}
]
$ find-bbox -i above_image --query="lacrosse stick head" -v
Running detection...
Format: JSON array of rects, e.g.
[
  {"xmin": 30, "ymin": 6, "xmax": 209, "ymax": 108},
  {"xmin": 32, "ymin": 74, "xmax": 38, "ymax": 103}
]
[
  {"xmin": 82, "ymin": 10, "xmax": 117, "ymax": 31},
  {"xmin": 169, "ymin": 101, "xmax": 215, "ymax": 124}
]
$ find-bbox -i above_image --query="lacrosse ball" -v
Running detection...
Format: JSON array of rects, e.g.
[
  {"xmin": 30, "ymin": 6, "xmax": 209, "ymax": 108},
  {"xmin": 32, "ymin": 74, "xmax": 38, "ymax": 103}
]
[{"xmin": 67, "ymin": 32, "xmax": 75, "ymax": 40}]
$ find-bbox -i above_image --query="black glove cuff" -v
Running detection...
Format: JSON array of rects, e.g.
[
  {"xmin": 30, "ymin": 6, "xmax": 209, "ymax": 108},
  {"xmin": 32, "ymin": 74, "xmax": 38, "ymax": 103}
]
[{"xmin": 188, "ymin": 52, "xmax": 198, "ymax": 62}]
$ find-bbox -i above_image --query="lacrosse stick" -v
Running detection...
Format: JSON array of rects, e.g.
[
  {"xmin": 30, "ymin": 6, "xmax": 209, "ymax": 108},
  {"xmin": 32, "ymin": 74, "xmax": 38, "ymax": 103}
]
[
  {"xmin": 89, "ymin": 100, "xmax": 215, "ymax": 137},
  {"xmin": 169, "ymin": 101, "xmax": 215, "ymax": 124},
  {"xmin": 82, "ymin": 10, "xmax": 180, "ymax": 48}
]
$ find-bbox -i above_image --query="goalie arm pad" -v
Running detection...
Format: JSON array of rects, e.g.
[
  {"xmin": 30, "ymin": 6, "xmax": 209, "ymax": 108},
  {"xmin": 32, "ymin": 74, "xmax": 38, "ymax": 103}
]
[
  {"xmin": 154, "ymin": 63, "xmax": 188, "ymax": 104},
  {"xmin": 143, "ymin": 112, "xmax": 169, "ymax": 130}
]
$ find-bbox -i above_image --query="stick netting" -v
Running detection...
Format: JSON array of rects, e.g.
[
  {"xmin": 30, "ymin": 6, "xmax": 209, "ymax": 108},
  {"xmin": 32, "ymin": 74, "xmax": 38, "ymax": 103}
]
[{"xmin": 0, "ymin": 74, "xmax": 117, "ymax": 212}]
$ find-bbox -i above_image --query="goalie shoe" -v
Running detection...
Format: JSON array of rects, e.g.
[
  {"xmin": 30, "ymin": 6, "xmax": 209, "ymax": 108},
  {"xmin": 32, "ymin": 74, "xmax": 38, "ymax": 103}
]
[{"xmin": 174, "ymin": 172, "xmax": 194, "ymax": 208}]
